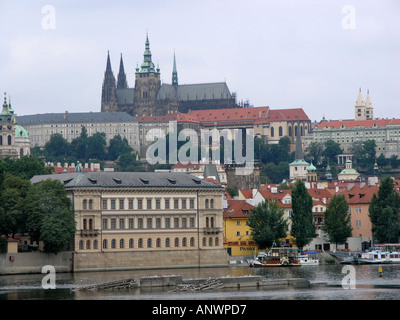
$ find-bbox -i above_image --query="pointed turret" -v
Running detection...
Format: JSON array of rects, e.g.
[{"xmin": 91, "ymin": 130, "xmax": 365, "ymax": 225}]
[
  {"xmin": 172, "ymin": 51, "xmax": 178, "ymax": 88},
  {"xmin": 101, "ymin": 51, "xmax": 118, "ymax": 112},
  {"xmin": 137, "ymin": 32, "xmax": 158, "ymax": 74},
  {"xmin": 294, "ymin": 122, "xmax": 304, "ymax": 161},
  {"xmin": 355, "ymin": 87, "xmax": 365, "ymax": 107},
  {"xmin": 117, "ymin": 53, "xmax": 128, "ymax": 89}
]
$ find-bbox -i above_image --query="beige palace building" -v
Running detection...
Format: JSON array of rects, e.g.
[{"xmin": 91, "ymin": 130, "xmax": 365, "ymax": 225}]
[{"xmin": 31, "ymin": 171, "xmax": 228, "ymax": 271}]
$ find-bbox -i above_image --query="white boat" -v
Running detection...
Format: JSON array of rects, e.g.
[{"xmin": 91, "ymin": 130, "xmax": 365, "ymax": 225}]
[
  {"xmin": 356, "ymin": 249, "xmax": 400, "ymax": 264},
  {"xmin": 297, "ymin": 254, "xmax": 319, "ymax": 266}
]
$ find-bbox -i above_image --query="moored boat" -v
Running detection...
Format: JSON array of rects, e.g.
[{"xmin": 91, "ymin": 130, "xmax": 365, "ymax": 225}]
[
  {"xmin": 354, "ymin": 244, "xmax": 400, "ymax": 264},
  {"xmin": 297, "ymin": 254, "xmax": 319, "ymax": 266},
  {"xmin": 248, "ymin": 248, "xmax": 301, "ymax": 267}
]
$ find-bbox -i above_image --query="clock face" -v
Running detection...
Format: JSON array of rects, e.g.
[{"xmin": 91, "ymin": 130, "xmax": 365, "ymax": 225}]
[{"xmin": 7, "ymin": 125, "xmax": 12, "ymax": 130}]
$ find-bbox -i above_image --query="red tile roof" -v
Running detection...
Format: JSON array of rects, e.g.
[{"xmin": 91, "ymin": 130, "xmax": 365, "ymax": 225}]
[
  {"xmin": 338, "ymin": 185, "xmax": 379, "ymax": 204},
  {"xmin": 316, "ymin": 118, "xmax": 400, "ymax": 130},
  {"xmin": 189, "ymin": 106, "xmax": 270, "ymax": 124},
  {"xmin": 266, "ymin": 108, "xmax": 310, "ymax": 122},
  {"xmin": 223, "ymin": 200, "xmax": 254, "ymax": 219}
]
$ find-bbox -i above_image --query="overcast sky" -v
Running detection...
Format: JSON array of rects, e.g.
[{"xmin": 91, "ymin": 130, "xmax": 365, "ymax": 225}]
[{"xmin": 0, "ymin": 0, "xmax": 399, "ymax": 122}]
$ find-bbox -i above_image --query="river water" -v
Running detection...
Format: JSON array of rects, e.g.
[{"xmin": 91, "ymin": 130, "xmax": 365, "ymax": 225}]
[{"xmin": 1, "ymin": 263, "xmax": 400, "ymax": 301}]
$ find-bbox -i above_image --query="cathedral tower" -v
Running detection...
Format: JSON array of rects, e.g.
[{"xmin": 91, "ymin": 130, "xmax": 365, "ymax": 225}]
[
  {"xmin": 117, "ymin": 54, "xmax": 128, "ymax": 89},
  {"xmin": 101, "ymin": 51, "xmax": 118, "ymax": 112},
  {"xmin": 134, "ymin": 32, "xmax": 161, "ymax": 116}
]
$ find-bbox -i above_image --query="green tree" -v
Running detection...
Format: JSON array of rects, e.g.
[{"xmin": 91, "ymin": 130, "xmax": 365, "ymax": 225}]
[
  {"xmin": 70, "ymin": 127, "xmax": 88, "ymax": 161},
  {"xmin": 248, "ymin": 201, "xmax": 288, "ymax": 249},
  {"xmin": 86, "ymin": 132, "xmax": 107, "ymax": 160},
  {"xmin": 44, "ymin": 133, "xmax": 70, "ymax": 161},
  {"xmin": 305, "ymin": 142, "xmax": 324, "ymax": 165},
  {"xmin": 290, "ymin": 179, "xmax": 314, "ymax": 249},
  {"xmin": 323, "ymin": 140, "xmax": 343, "ymax": 164},
  {"xmin": 323, "ymin": 194, "xmax": 352, "ymax": 249},
  {"xmin": 0, "ymin": 175, "xmax": 31, "ymax": 237},
  {"xmin": 369, "ymin": 176, "xmax": 400, "ymax": 243},
  {"xmin": 0, "ymin": 156, "xmax": 53, "ymax": 180},
  {"xmin": 25, "ymin": 179, "xmax": 76, "ymax": 253},
  {"xmin": 107, "ymin": 135, "xmax": 133, "ymax": 160}
]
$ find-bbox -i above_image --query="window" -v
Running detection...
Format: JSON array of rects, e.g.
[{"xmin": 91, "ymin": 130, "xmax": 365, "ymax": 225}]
[
  {"xmin": 103, "ymin": 239, "xmax": 107, "ymax": 249},
  {"xmin": 236, "ymin": 220, "xmax": 241, "ymax": 226},
  {"xmin": 182, "ymin": 199, "xmax": 186, "ymax": 209},
  {"xmin": 147, "ymin": 199, "xmax": 152, "ymax": 209},
  {"xmin": 182, "ymin": 218, "xmax": 187, "ymax": 228},
  {"xmin": 156, "ymin": 238, "xmax": 161, "ymax": 248},
  {"xmin": 83, "ymin": 219, "xmax": 87, "ymax": 230},
  {"xmin": 138, "ymin": 238, "xmax": 143, "ymax": 248},
  {"xmin": 147, "ymin": 218, "xmax": 152, "ymax": 229},
  {"xmin": 165, "ymin": 217, "xmax": 170, "ymax": 228},
  {"xmin": 102, "ymin": 199, "xmax": 107, "ymax": 210},
  {"xmin": 79, "ymin": 240, "xmax": 84, "ymax": 250},
  {"xmin": 174, "ymin": 218, "xmax": 179, "ymax": 228},
  {"xmin": 210, "ymin": 199, "xmax": 214, "ymax": 209},
  {"xmin": 156, "ymin": 199, "xmax": 161, "ymax": 209},
  {"xmin": 89, "ymin": 199, "xmax": 93, "ymax": 210},
  {"xmin": 174, "ymin": 237, "xmax": 179, "ymax": 247},
  {"xmin": 190, "ymin": 237, "xmax": 195, "ymax": 247},
  {"xmin": 165, "ymin": 238, "xmax": 170, "ymax": 247},
  {"xmin": 119, "ymin": 219, "xmax": 125, "ymax": 229},
  {"xmin": 120, "ymin": 239, "xmax": 124, "ymax": 248},
  {"xmin": 83, "ymin": 199, "xmax": 87, "ymax": 210},
  {"xmin": 129, "ymin": 239, "xmax": 134, "ymax": 248},
  {"xmin": 129, "ymin": 199, "xmax": 133, "ymax": 209},
  {"xmin": 279, "ymin": 126, "xmax": 283, "ymax": 137},
  {"xmin": 111, "ymin": 239, "xmax": 116, "ymax": 249},
  {"xmin": 209, "ymin": 237, "xmax": 213, "ymax": 246},
  {"xmin": 165, "ymin": 199, "xmax": 170, "ymax": 209},
  {"xmin": 174, "ymin": 199, "xmax": 179, "ymax": 209},
  {"xmin": 138, "ymin": 218, "xmax": 143, "ymax": 229},
  {"xmin": 89, "ymin": 219, "xmax": 93, "ymax": 229},
  {"xmin": 111, "ymin": 200, "xmax": 116, "ymax": 210},
  {"xmin": 93, "ymin": 240, "xmax": 98, "ymax": 249},
  {"xmin": 215, "ymin": 237, "xmax": 219, "ymax": 246},
  {"xmin": 190, "ymin": 199, "xmax": 195, "ymax": 209},
  {"xmin": 119, "ymin": 199, "xmax": 124, "ymax": 210},
  {"xmin": 202, "ymin": 237, "xmax": 206, "ymax": 246},
  {"xmin": 271, "ymin": 127, "xmax": 274, "ymax": 137},
  {"xmin": 129, "ymin": 218, "xmax": 134, "ymax": 229},
  {"xmin": 182, "ymin": 238, "xmax": 187, "ymax": 247},
  {"xmin": 190, "ymin": 217, "xmax": 195, "ymax": 228},
  {"xmin": 205, "ymin": 199, "xmax": 209, "ymax": 209},
  {"xmin": 138, "ymin": 199, "xmax": 143, "ymax": 209},
  {"xmin": 111, "ymin": 219, "xmax": 116, "ymax": 229},
  {"xmin": 156, "ymin": 218, "xmax": 161, "ymax": 228},
  {"xmin": 147, "ymin": 238, "xmax": 152, "ymax": 248},
  {"xmin": 103, "ymin": 219, "xmax": 108, "ymax": 229}
]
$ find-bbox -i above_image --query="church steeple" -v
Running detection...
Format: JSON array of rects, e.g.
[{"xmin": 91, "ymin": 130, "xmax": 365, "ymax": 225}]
[
  {"xmin": 137, "ymin": 32, "xmax": 158, "ymax": 74},
  {"xmin": 101, "ymin": 51, "xmax": 118, "ymax": 112},
  {"xmin": 172, "ymin": 51, "xmax": 178, "ymax": 88},
  {"xmin": 117, "ymin": 53, "xmax": 128, "ymax": 89}
]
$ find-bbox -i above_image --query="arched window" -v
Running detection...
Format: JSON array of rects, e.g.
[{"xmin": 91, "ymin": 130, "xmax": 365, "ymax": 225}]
[
  {"xmin": 120, "ymin": 239, "xmax": 124, "ymax": 248},
  {"xmin": 93, "ymin": 240, "xmax": 98, "ymax": 249},
  {"xmin": 0, "ymin": 136, "xmax": 2, "ymax": 145},
  {"xmin": 147, "ymin": 238, "xmax": 152, "ymax": 248},
  {"xmin": 182, "ymin": 237, "xmax": 187, "ymax": 247},
  {"xmin": 279, "ymin": 126, "xmax": 283, "ymax": 136},
  {"xmin": 210, "ymin": 199, "xmax": 214, "ymax": 209},
  {"xmin": 103, "ymin": 239, "xmax": 107, "ymax": 249},
  {"xmin": 209, "ymin": 237, "xmax": 213, "ymax": 246},
  {"xmin": 129, "ymin": 239, "xmax": 134, "ymax": 248},
  {"xmin": 83, "ymin": 219, "xmax": 87, "ymax": 230},
  {"xmin": 215, "ymin": 237, "xmax": 219, "ymax": 247},
  {"xmin": 210, "ymin": 217, "xmax": 214, "ymax": 228},
  {"xmin": 89, "ymin": 199, "xmax": 93, "ymax": 209},
  {"xmin": 138, "ymin": 238, "xmax": 143, "ymax": 248},
  {"xmin": 202, "ymin": 237, "xmax": 206, "ymax": 246},
  {"xmin": 83, "ymin": 199, "xmax": 87, "ymax": 210},
  {"xmin": 174, "ymin": 237, "xmax": 179, "ymax": 247},
  {"xmin": 190, "ymin": 237, "xmax": 195, "ymax": 247},
  {"xmin": 289, "ymin": 126, "xmax": 292, "ymax": 137},
  {"xmin": 156, "ymin": 238, "xmax": 161, "ymax": 248},
  {"xmin": 89, "ymin": 219, "xmax": 93, "ymax": 230},
  {"xmin": 165, "ymin": 238, "xmax": 170, "ymax": 247},
  {"xmin": 206, "ymin": 217, "xmax": 209, "ymax": 228},
  {"xmin": 111, "ymin": 239, "xmax": 116, "ymax": 249},
  {"xmin": 79, "ymin": 240, "xmax": 84, "ymax": 250},
  {"xmin": 86, "ymin": 240, "xmax": 91, "ymax": 249},
  {"xmin": 7, "ymin": 135, "xmax": 11, "ymax": 145},
  {"xmin": 205, "ymin": 199, "xmax": 209, "ymax": 209},
  {"xmin": 271, "ymin": 127, "xmax": 274, "ymax": 137}
]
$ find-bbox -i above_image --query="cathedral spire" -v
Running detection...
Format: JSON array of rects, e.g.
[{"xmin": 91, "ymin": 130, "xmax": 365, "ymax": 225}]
[
  {"xmin": 101, "ymin": 51, "xmax": 118, "ymax": 112},
  {"xmin": 138, "ymin": 31, "xmax": 157, "ymax": 74},
  {"xmin": 294, "ymin": 121, "xmax": 304, "ymax": 160},
  {"xmin": 117, "ymin": 53, "xmax": 128, "ymax": 89},
  {"xmin": 355, "ymin": 87, "xmax": 365, "ymax": 107},
  {"xmin": 172, "ymin": 51, "xmax": 178, "ymax": 88}
]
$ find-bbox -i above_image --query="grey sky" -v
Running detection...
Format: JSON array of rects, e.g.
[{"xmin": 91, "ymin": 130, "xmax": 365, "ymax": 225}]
[{"xmin": 0, "ymin": 0, "xmax": 399, "ymax": 122}]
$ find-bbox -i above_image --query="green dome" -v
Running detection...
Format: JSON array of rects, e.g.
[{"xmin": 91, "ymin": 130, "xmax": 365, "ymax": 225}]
[
  {"xmin": 307, "ymin": 162, "xmax": 317, "ymax": 172},
  {"xmin": 14, "ymin": 125, "xmax": 29, "ymax": 138}
]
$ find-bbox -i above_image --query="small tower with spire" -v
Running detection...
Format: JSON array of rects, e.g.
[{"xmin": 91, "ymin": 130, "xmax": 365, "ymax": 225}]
[
  {"xmin": 117, "ymin": 53, "xmax": 128, "ymax": 89},
  {"xmin": 172, "ymin": 51, "xmax": 178, "ymax": 88},
  {"xmin": 101, "ymin": 51, "xmax": 118, "ymax": 112},
  {"xmin": 355, "ymin": 88, "xmax": 374, "ymax": 121}
]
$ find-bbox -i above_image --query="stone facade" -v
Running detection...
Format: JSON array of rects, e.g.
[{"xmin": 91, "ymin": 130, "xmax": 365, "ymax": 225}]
[{"xmin": 30, "ymin": 171, "xmax": 229, "ymax": 271}]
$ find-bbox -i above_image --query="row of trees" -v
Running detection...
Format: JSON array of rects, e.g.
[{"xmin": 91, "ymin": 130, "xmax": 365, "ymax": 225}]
[
  {"xmin": 0, "ymin": 156, "xmax": 76, "ymax": 254},
  {"xmin": 248, "ymin": 177, "xmax": 400, "ymax": 250},
  {"xmin": 37, "ymin": 127, "xmax": 135, "ymax": 164}
]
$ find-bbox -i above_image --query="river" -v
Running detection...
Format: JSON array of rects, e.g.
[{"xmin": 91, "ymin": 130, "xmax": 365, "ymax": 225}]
[{"xmin": 1, "ymin": 263, "xmax": 400, "ymax": 301}]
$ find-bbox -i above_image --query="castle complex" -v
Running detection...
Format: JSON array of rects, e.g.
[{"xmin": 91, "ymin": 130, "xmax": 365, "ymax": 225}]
[{"xmin": 101, "ymin": 33, "xmax": 238, "ymax": 117}]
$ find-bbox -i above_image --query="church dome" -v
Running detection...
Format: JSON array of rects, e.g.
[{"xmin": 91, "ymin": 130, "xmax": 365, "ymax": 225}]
[
  {"xmin": 307, "ymin": 162, "xmax": 316, "ymax": 172},
  {"xmin": 14, "ymin": 125, "xmax": 29, "ymax": 138}
]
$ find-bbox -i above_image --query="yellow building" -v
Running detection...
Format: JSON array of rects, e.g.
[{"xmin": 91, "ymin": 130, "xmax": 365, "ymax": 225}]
[{"xmin": 223, "ymin": 200, "xmax": 257, "ymax": 256}]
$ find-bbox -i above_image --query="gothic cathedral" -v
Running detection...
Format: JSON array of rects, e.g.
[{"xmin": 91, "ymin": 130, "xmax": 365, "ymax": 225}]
[{"xmin": 101, "ymin": 33, "xmax": 238, "ymax": 117}]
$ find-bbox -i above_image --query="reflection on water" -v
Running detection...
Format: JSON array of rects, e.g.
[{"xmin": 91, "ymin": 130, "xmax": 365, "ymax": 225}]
[{"xmin": 1, "ymin": 264, "xmax": 400, "ymax": 300}]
